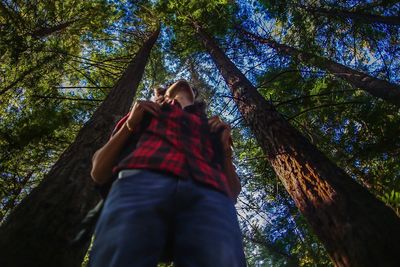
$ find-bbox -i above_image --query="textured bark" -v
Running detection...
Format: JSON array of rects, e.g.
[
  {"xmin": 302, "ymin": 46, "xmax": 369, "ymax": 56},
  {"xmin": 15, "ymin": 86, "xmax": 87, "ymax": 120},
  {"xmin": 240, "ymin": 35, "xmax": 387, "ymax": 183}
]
[
  {"xmin": 194, "ymin": 23, "xmax": 400, "ymax": 267},
  {"xmin": 306, "ymin": 6, "xmax": 400, "ymax": 26},
  {"xmin": 239, "ymin": 27, "xmax": 400, "ymax": 107},
  {"xmin": 0, "ymin": 26, "xmax": 160, "ymax": 267}
]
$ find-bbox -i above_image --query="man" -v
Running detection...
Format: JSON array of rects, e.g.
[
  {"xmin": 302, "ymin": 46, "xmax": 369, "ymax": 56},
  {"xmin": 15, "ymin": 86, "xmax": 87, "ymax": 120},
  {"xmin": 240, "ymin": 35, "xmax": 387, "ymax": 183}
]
[{"xmin": 89, "ymin": 79, "xmax": 246, "ymax": 266}]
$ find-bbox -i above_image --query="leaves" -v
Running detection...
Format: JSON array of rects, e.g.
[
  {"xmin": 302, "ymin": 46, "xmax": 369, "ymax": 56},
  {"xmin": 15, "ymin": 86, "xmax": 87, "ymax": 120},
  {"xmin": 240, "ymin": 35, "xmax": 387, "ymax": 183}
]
[{"xmin": 1, "ymin": 0, "xmax": 400, "ymax": 266}]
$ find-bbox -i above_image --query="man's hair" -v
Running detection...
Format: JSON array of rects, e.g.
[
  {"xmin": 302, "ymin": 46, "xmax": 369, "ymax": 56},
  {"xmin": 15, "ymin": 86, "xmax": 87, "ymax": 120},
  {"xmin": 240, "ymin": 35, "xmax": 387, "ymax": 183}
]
[{"xmin": 153, "ymin": 86, "xmax": 166, "ymax": 96}]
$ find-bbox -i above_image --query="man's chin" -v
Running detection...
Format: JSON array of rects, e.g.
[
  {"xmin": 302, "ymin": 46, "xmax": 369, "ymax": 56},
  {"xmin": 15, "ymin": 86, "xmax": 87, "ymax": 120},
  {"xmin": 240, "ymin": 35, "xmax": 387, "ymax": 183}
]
[{"xmin": 166, "ymin": 86, "xmax": 194, "ymax": 101}]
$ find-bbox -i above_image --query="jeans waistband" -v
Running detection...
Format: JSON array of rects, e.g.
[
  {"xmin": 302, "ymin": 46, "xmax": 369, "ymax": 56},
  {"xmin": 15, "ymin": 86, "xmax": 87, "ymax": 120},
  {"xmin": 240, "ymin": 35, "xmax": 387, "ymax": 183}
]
[{"xmin": 118, "ymin": 169, "xmax": 143, "ymax": 179}]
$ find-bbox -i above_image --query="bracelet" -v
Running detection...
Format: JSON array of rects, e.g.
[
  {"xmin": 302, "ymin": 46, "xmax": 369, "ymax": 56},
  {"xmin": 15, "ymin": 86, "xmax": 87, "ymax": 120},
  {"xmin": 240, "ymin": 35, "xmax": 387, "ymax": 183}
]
[{"xmin": 125, "ymin": 121, "xmax": 135, "ymax": 132}]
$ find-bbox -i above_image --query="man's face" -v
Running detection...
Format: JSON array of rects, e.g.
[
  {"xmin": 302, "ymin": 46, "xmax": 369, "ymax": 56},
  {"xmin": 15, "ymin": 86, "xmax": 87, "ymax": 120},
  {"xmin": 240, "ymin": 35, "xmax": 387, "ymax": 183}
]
[{"xmin": 165, "ymin": 80, "xmax": 195, "ymax": 102}]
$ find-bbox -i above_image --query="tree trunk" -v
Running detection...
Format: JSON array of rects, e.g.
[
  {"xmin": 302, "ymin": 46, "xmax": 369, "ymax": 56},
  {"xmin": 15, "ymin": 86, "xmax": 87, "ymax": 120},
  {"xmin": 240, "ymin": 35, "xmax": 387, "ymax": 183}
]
[
  {"xmin": 243, "ymin": 234, "xmax": 299, "ymax": 266},
  {"xmin": 193, "ymin": 22, "xmax": 400, "ymax": 267},
  {"xmin": 31, "ymin": 19, "xmax": 79, "ymax": 38},
  {"xmin": 238, "ymin": 27, "xmax": 400, "ymax": 107},
  {"xmin": 0, "ymin": 26, "xmax": 160, "ymax": 267},
  {"xmin": 0, "ymin": 54, "xmax": 56, "ymax": 96},
  {"xmin": 356, "ymin": 0, "xmax": 399, "ymax": 11},
  {"xmin": 306, "ymin": 6, "xmax": 400, "ymax": 26}
]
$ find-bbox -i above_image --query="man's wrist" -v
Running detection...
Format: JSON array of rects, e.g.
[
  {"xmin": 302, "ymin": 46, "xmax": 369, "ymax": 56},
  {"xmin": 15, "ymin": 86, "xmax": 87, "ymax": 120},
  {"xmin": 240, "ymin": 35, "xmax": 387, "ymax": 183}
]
[{"xmin": 125, "ymin": 121, "xmax": 135, "ymax": 133}]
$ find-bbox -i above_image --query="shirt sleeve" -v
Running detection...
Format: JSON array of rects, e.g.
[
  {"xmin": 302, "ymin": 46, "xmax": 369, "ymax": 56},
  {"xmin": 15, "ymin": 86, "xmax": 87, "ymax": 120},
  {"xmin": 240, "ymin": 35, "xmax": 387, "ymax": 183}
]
[{"xmin": 110, "ymin": 112, "xmax": 128, "ymax": 139}]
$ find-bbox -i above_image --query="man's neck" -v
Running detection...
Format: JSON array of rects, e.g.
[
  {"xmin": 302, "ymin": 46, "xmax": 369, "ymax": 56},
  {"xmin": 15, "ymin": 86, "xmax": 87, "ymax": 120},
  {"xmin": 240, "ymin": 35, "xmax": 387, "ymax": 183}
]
[{"xmin": 174, "ymin": 94, "xmax": 194, "ymax": 109}]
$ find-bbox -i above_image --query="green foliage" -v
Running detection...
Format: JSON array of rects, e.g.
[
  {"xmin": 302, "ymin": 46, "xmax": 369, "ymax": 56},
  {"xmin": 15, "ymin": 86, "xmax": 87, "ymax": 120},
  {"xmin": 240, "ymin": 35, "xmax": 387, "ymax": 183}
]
[
  {"xmin": 0, "ymin": 0, "xmax": 158, "ymax": 223},
  {"xmin": 258, "ymin": 0, "xmax": 400, "ymax": 77},
  {"xmin": 380, "ymin": 190, "xmax": 400, "ymax": 216},
  {"xmin": 1, "ymin": 1, "xmax": 400, "ymax": 266},
  {"xmin": 154, "ymin": 0, "xmax": 239, "ymax": 57},
  {"xmin": 256, "ymin": 65, "xmax": 400, "ymax": 215}
]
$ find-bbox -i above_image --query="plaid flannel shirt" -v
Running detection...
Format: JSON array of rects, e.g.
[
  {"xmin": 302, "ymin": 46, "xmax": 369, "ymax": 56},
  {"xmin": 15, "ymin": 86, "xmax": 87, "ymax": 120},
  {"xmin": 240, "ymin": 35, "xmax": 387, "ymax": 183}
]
[{"xmin": 95, "ymin": 99, "xmax": 238, "ymax": 202}]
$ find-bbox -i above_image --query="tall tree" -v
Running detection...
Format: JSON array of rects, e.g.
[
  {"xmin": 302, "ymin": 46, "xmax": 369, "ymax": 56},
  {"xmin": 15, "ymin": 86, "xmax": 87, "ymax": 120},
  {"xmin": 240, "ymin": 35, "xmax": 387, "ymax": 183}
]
[
  {"xmin": 0, "ymin": 0, "xmax": 117, "ymax": 96},
  {"xmin": 303, "ymin": 6, "xmax": 400, "ymax": 26},
  {"xmin": 260, "ymin": 0, "xmax": 400, "ymax": 26},
  {"xmin": 238, "ymin": 27, "xmax": 400, "ymax": 107},
  {"xmin": 0, "ymin": 25, "xmax": 160, "ymax": 267},
  {"xmin": 192, "ymin": 22, "xmax": 400, "ymax": 267}
]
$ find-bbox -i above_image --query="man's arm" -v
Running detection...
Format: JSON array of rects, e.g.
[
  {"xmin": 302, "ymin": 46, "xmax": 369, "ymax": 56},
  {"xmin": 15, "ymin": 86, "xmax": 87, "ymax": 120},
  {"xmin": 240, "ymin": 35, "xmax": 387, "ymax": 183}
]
[
  {"xmin": 91, "ymin": 121, "xmax": 136, "ymax": 185},
  {"xmin": 221, "ymin": 149, "xmax": 242, "ymax": 201},
  {"xmin": 208, "ymin": 116, "xmax": 242, "ymax": 202},
  {"xmin": 91, "ymin": 100, "xmax": 161, "ymax": 185}
]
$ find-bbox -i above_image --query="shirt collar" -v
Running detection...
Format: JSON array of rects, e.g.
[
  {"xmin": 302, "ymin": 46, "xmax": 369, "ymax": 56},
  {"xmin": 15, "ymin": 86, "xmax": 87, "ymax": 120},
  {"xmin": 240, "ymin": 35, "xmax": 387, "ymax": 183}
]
[{"xmin": 162, "ymin": 99, "xmax": 203, "ymax": 116}]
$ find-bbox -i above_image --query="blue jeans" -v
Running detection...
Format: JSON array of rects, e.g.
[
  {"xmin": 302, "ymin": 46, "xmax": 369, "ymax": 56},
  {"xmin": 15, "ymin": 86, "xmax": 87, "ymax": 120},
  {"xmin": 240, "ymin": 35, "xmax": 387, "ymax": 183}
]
[{"xmin": 88, "ymin": 169, "xmax": 246, "ymax": 267}]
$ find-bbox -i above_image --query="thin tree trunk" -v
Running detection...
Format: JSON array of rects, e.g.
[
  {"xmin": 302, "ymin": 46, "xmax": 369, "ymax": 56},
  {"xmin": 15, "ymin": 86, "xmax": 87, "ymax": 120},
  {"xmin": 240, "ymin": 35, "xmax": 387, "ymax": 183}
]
[
  {"xmin": 0, "ymin": 2, "xmax": 26, "ymax": 30},
  {"xmin": 0, "ymin": 55, "xmax": 56, "ymax": 96},
  {"xmin": 238, "ymin": 27, "xmax": 400, "ymax": 107},
  {"xmin": 31, "ymin": 19, "xmax": 78, "ymax": 38},
  {"xmin": 356, "ymin": 0, "xmax": 398, "ymax": 11},
  {"xmin": 243, "ymin": 234, "xmax": 299, "ymax": 266},
  {"xmin": 306, "ymin": 6, "xmax": 400, "ymax": 26},
  {"xmin": 0, "ymin": 26, "xmax": 160, "ymax": 267},
  {"xmin": 193, "ymin": 22, "xmax": 400, "ymax": 267},
  {"xmin": 1, "ymin": 2, "xmax": 77, "ymax": 36}
]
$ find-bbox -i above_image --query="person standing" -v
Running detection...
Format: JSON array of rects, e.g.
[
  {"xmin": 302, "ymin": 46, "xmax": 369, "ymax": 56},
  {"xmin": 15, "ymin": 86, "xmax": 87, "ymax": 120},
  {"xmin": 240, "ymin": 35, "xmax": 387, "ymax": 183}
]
[{"xmin": 89, "ymin": 79, "xmax": 246, "ymax": 266}]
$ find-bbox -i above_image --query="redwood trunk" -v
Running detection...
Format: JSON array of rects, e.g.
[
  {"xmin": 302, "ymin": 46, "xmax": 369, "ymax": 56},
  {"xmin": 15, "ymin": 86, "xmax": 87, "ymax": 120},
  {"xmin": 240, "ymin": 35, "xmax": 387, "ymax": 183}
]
[
  {"xmin": 0, "ymin": 26, "xmax": 160, "ymax": 267},
  {"xmin": 194, "ymin": 23, "xmax": 400, "ymax": 267},
  {"xmin": 239, "ymin": 28, "xmax": 400, "ymax": 107}
]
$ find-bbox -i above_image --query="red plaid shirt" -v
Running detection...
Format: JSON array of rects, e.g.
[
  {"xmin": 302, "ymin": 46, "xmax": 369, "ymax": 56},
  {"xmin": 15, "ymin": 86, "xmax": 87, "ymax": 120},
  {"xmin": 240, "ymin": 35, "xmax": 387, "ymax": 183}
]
[{"xmin": 101, "ymin": 99, "xmax": 237, "ymax": 202}]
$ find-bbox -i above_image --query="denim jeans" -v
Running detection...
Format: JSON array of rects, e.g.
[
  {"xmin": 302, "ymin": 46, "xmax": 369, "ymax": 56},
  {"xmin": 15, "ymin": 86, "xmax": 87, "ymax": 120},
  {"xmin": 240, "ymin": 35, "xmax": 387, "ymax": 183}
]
[{"xmin": 88, "ymin": 169, "xmax": 246, "ymax": 267}]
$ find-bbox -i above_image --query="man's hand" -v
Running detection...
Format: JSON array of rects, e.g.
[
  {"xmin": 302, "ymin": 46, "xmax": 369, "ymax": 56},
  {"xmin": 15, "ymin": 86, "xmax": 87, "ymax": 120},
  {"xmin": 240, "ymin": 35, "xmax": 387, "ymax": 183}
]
[
  {"xmin": 127, "ymin": 100, "xmax": 161, "ymax": 130},
  {"xmin": 208, "ymin": 116, "xmax": 233, "ymax": 158},
  {"xmin": 154, "ymin": 95, "xmax": 165, "ymax": 105},
  {"xmin": 91, "ymin": 100, "xmax": 160, "ymax": 184}
]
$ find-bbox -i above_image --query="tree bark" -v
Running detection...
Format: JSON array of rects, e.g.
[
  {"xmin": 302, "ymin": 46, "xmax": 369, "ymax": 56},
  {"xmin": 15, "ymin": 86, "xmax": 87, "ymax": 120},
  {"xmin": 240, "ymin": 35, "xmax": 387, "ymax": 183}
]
[
  {"xmin": 239, "ymin": 27, "xmax": 400, "ymax": 107},
  {"xmin": 193, "ymin": 22, "xmax": 400, "ymax": 267},
  {"xmin": 306, "ymin": 6, "xmax": 400, "ymax": 26},
  {"xmin": 0, "ymin": 26, "xmax": 160, "ymax": 267}
]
